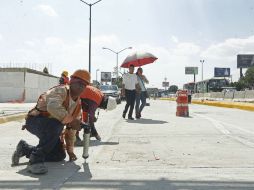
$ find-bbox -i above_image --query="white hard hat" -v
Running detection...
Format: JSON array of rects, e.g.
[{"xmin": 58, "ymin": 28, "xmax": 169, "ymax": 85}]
[{"xmin": 107, "ymin": 96, "xmax": 117, "ymax": 111}]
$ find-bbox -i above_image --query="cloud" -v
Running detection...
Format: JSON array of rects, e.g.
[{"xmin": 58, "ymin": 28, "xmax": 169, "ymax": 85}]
[
  {"xmin": 202, "ymin": 35, "xmax": 254, "ymax": 60},
  {"xmin": 171, "ymin": 35, "xmax": 179, "ymax": 43},
  {"xmin": 0, "ymin": 33, "xmax": 3, "ymax": 41},
  {"xmin": 45, "ymin": 37, "xmax": 64, "ymax": 46},
  {"xmin": 200, "ymin": 35, "xmax": 254, "ymax": 81},
  {"xmin": 92, "ymin": 34, "xmax": 119, "ymax": 45},
  {"xmin": 173, "ymin": 42, "xmax": 201, "ymax": 56},
  {"xmin": 3, "ymin": 34, "xmax": 254, "ymax": 88},
  {"xmin": 35, "ymin": 4, "xmax": 58, "ymax": 17}
]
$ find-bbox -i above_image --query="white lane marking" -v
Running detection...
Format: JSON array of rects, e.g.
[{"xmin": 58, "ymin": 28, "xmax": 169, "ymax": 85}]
[
  {"xmin": 221, "ymin": 122, "xmax": 254, "ymax": 135},
  {"xmin": 195, "ymin": 113, "xmax": 230, "ymax": 135},
  {"xmin": 194, "ymin": 113, "xmax": 254, "ymax": 148}
]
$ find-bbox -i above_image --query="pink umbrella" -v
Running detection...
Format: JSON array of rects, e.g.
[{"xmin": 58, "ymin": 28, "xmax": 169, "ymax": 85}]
[{"xmin": 120, "ymin": 51, "xmax": 158, "ymax": 68}]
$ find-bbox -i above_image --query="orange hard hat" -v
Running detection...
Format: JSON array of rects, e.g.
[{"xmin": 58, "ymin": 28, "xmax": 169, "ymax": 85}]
[{"xmin": 71, "ymin": 69, "xmax": 90, "ymax": 84}]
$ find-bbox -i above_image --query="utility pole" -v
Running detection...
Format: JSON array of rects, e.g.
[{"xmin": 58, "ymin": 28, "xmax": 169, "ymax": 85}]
[
  {"xmin": 200, "ymin": 60, "xmax": 204, "ymax": 81},
  {"xmin": 80, "ymin": 0, "xmax": 103, "ymax": 73},
  {"xmin": 102, "ymin": 47, "xmax": 132, "ymax": 79}
]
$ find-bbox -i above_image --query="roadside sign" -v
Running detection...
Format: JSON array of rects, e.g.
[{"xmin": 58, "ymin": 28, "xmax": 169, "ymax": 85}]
[
  {"xmin": 162, "ymin": 82, "xmax": 169, "ymax": 87},
  {"xmin": 101, "ymin": 72, "xmax": 111, "ymax": 82},
  {"xmin": 214, "ymin": 67, "xmax": 230, "ymax": 77},
  {"xmin": 237, "ymin": 54, "xmax": 254, "ymax": 68},
  {"xmin": 185, "ymin": 67, "xmax": 198, "ymax": 75}
]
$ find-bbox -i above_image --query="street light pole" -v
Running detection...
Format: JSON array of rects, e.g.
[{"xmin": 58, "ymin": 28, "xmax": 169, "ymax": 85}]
[
  {"xmin": 80, "ymin": 0, "xmax": 102, "ymax": 73},
  {"xmin": 96, "ymin": 69, "xmax": 99, "ymax": 85},
  {"xmin": 102, "ymin": 47, "xmax": 132, "ymax": 79},
  {"xmin": 200, "ymin": 60, "xmax": 204, "ymax": 80}
]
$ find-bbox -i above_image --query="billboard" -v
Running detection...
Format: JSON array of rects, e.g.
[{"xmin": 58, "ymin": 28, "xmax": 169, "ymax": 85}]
[
  {"xmin": 237, "ymin": 54, "xmax": 254, "ymax": 68},
  {"xmin": 185, "ymin": 67, "xmax": 198, "ymax": 75},
  {"xmin": 162, "ymin": 82, "xmax": 169, "ymax": 87},
  {"xmin": 101, "ymin": 72, "xmax": 111, "ymax": 82},
  {"xmin": 214, "ymin": 67, "xmax": 230, "ymax": 77}
]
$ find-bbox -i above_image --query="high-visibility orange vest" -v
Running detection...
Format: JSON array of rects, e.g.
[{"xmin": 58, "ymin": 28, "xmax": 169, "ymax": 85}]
[
  {"xmin": 80, "ymin": 86, "xmax": 104, "ymax": 105},
  {"xmin": 80, "ymin": 86, "xmax": 104, "ymax": 122}
]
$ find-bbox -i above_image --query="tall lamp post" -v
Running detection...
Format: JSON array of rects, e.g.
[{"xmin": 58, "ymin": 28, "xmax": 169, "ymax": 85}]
[
  {"xmin": 200, "ymin": 60, "xmax": 205, "ymax": 81},
  {"xmin": 96, "ymin": 69, "xmax": 100, "ymax": 85},
  {"xmin": 102, "ymin": 47, "xmax": 132, "ymax": 79},
  {"xmin": 80, "ymin": 0, "xmax": 103, "ymax": 73}
]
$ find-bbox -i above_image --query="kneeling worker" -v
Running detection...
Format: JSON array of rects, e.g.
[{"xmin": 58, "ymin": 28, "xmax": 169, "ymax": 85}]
[{"xmin": 12, "ymin": 69, "xmax": 90, "ymax": 174}]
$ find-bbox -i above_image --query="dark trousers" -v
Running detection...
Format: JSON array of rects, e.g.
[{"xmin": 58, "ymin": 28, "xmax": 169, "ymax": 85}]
[
  {"xmin": 135, "ymin": 91, "xmax": 147, "ymax": 115},
  {"xmin": 188, "ymin": 95, "xmax": 192, "ymax": 103},
  {"xmin": 90, "ymin": 123, "xmax": 98, "ymax": 136},
  {"xmin": 24, "ymin": 115, "xmax": 66, "ymax": 164},
  {"xmin": 123, "ymin": 89, "xmax": 136, "ymax": 118}
]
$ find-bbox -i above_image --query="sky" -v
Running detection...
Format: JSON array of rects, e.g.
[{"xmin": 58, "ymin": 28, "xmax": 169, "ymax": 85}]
[{"xmin": 1, "ymin": 0, "xmax": 254, "ymax": 88}]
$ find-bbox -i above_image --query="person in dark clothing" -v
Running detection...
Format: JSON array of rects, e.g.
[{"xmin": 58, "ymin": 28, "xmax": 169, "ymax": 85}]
[
  {"xmin": 11, "ymin": 69, "xmax": 90, "ymax": 174},
  {"xmin": 122, "ymin": 64, "xmax": 140, "ymax": 120}
]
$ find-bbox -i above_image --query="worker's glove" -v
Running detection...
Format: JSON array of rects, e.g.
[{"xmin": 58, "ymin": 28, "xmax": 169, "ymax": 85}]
[{"xmin": 69, "ymin": 119, "xmax": 81, "ymax": 130}]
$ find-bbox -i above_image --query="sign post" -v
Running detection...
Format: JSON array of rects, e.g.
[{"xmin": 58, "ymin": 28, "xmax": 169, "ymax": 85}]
[
  {"xmin": 185, "ymin": 67, "xmax": 198, "ymax": 82},
  {"xmin": 237, "ymin": 54, "xmax": 254, "ymax": 78},
  {"xmin": 101, "ymin": 72, "xmax": 112, "ymax": 84},
  {"xmin": 214, "ymin": 67, "xmax": 231, "ymax": 77}
]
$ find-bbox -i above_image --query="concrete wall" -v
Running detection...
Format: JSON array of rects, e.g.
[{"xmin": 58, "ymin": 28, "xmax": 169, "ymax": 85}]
[
  {"xmin": 193, "ymin": 90, "xmax": 254, "ymax": 102},
  {"xmin": 0, "ymin": 72, "xmax": 25, "ymax": 102},
  {"xmin": 0, "ymin": 69, "xmax": 59, "ymax": 103},
  {"xmin": 25, "ymin": 72, "xmax": 58, "ymax": 102},
  {"xmin": 224, "ymin": 91, "xmax": 234, "ymax": 99}
]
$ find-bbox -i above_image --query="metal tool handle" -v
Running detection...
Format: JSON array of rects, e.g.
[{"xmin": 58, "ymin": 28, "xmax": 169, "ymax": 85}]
[
  {"xmin": 82, "ymin": 126, "xmax": 91, "ymax": 159},
  {"xmin": 81, "ymin": 114, "xmax": 90, "ymax": 159}
]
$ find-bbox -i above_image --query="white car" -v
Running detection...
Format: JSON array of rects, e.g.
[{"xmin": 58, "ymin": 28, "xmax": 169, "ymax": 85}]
[{"xmin": 100, "ymin": 85, "xmax": 121, "ymax": 104}]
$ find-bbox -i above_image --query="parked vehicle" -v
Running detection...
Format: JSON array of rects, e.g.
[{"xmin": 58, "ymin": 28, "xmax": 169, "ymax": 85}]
[
  {"xmin": 194, "ymin": 78, "xmax": 229, "ymax": 93},
  {"xmin": 100, "ymin": 85, "xmax": 121, "ymax": 104}
]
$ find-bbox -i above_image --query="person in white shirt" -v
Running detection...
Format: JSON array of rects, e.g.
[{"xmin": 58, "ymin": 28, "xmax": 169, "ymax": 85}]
[
  {"xmin": 122, "ymin": 64, "xmax": 140, "ymax": 120},
  {"xmin": 135, "ymin": 67, "xmax": 149, "ymax": 119}
]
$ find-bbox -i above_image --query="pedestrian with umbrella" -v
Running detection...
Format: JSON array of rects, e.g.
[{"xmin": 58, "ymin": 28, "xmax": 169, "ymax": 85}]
[
  {"xmin": 135, "ymin": 67, "xmax": 149, "ymax": 119},
  {"xmin": 121, "ymin": 51, "xmax": 158, "ymax": 119},
  {"xmin": 122, "ymin": 64, "xmax": 140, "ymax": 120}
]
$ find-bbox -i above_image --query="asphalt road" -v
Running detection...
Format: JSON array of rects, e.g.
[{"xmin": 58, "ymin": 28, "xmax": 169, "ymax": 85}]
[{"xmin": 1, "ymin": 100, "xmax": 254, "ymax": 189}]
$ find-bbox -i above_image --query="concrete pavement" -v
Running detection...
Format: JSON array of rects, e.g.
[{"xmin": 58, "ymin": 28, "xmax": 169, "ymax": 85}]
[{"xmin": 1, "ymin": 100, "xmax": 254, "ymax": 189}]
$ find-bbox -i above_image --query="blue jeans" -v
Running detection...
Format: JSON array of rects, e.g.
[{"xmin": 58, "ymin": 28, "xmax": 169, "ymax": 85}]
[
  {"xmin": 135, "ymin": 91, "xmax": 147, "ymax": 115},
  {"xmin": 25, "ymin": 115, "xmax": 65, "ymax": 164}
]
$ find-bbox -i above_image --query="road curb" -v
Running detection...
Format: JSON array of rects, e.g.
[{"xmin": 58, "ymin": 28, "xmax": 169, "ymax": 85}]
[
  {"xmin": 0, "ymin": 113, "xmax": 27, "ymax": 124},
  {"xmin": 160, "ymin": 98, "xmax": 254, "ymax": 112},
  {"xmin": 191, "ymin": 100, "xmax": 254, "ymax": 112}
]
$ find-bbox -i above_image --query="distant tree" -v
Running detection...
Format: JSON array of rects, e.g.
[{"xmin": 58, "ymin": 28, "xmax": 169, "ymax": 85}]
[
  {"xmin": 43, "ymin": 67, "xmax": 49, "ymax": 74},
  {"xmin": 229, "ymin": 66, "xmax": 254, "ymax": 90},
  {"xmin": 244, "ymin": 66, "xmax": 254, "ymax": 89},
  {"xmin": 168, "ymin": 85, "xmax": 178, "ymax": 93}
]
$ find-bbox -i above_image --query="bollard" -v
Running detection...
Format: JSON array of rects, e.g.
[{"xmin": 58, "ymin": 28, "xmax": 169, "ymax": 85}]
[{"xmin": 176, "ymin": 90, "xmax": 189, "ymax": 117}]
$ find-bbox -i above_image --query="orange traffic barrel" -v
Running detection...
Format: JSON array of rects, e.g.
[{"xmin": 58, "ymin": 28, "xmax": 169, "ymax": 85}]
[{"xmin": 176, "ymin": 90, "xmax": 189, "ymax": 117}]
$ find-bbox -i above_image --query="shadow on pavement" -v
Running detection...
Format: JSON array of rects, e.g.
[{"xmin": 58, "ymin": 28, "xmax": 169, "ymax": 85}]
[
  {"xmin": 11, "ymin": 160, "xmax": 81, "ymax": 189},
  {"xmin": 2, "ymin": 164, "xmax": 254, "ymax": 189},
  {"xmin": 89, "ymin": 140, "xmax": 119, "ymax": 147},
  {"xmin": 126, "ymin": 118, "xmax": 168, "ymax": 124},
  {"xmin": 60, "ymin": 178, "xmax": 254, "ymax": 190}
]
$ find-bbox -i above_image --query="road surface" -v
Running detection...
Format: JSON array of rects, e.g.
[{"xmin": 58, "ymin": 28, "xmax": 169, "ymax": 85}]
[{"xmin": 0, "ymin": 100, "xmax": 254, "ymax": 189}]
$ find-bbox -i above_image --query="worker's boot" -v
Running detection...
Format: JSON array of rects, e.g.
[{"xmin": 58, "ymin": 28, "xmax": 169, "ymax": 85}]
[
  {"xmin": 12, "ymin": 140, "xmax": 29, "ymax": 166},
  {"xmin": 95, "ymin": 134, "xmax": 101, "ymax": 141}
]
